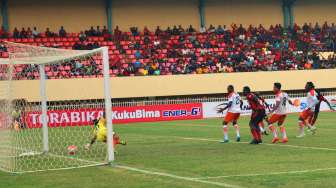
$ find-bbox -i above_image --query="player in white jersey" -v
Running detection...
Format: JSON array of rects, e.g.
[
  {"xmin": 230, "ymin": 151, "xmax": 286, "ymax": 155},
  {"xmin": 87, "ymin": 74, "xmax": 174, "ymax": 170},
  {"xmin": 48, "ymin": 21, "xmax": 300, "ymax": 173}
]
[
  {"xmin": 297, "ymin": 82, "xmax": 319, "ymax": 138},
  {"xmin": 217, "ymin": 85, "xmax": 243, "ymax": 143},
  {"xmin": 267, "ymin": 83, "xmax": 294, "ymax": 143}
]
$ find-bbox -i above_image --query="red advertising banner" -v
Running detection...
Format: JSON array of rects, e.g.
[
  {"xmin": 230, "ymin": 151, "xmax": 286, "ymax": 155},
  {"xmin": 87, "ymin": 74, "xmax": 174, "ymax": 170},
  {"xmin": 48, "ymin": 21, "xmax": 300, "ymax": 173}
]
[{"xmin": 24, "ymin": 103, "xmax": 203, "ymax": 128}]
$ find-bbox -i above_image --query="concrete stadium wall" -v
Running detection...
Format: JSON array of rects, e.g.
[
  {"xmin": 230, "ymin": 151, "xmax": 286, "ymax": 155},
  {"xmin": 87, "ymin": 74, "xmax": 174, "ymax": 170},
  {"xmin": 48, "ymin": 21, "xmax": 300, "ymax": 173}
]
[
  {"xmin": 112, "ymin": 0, "xmax": 199, "ymax": 31},
  {"xmin": 7, "ymin": 0, "xmax": 106, "ymax": 32},
  {"xmin": 4, "ymin": 0, "xmax": 335, "ymax": 32},
  {"xmin": 205, "ymin": 0, "xmax": 283, "ymax": 27},
  {"xmin": 2, "ymin": 69, "xmax": 335, "ymax": 102},
  {"xmin": 294, "ymin": 0, "xmax": 336, "ymax": 25}
]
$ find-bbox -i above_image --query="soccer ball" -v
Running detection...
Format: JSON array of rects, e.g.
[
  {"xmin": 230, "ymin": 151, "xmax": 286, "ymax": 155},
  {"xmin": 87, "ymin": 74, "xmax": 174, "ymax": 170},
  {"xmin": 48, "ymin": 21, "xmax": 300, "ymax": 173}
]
[
  {"xmin": 293, "ymin": 99, "xmax": 301, "ymax": 107},
  {"xmin": 67, "ymin": 145, "xmax": 78, "ymax": 155}
]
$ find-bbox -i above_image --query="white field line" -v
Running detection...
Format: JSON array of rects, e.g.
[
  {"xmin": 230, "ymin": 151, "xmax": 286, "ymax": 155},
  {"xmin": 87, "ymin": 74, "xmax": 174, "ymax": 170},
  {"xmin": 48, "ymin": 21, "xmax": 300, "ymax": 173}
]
[
  {"xmin": 193, "ymin": 167, "xmax": 336, "ymax": 180},
  {"xmin": 115, "ymin": 165, "xmax": 243, "ymax": 188},
  {"xmin": 178, "ymin": 137, "xmax": 336, "ymax": 151},
  {"xmin": 167, "ymin": 123, "xmax": 336, "ymax": 131},
  {"xmin": 0, "ymin": 166, "xmax": 13, "ymax": 173},
  {"xmin": 0, "ymin": 145, "xmax": 108, "ymax": 173},
  {"xmin": 11, "ymin": 163, "xmax": 107, "ymax": 174},
  {"xmin": 0, "ymin": 145, "xmax": 105, "ymax": 164},
  {"xmin": 47, "ymin": 153, "xmax": 107, "ymax": 165}
]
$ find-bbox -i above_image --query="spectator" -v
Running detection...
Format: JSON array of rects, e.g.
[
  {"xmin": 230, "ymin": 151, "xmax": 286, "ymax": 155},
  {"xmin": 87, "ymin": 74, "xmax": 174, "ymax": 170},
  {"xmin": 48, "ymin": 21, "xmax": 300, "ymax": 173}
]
[
  {"xmin": 153, "ymin": 39, "xmax": 160, "ymax": 47},
  {"xmin": 19, "ymin": 28, "xmax": 27, "ymax": 38},
  {"xmin": 215, "ymin": 25, "xmax": 224, "ymax": 35},
  {"xmin": 0, "ymin": 26, "xmax": 8, "ymax": 38},
  {"xmin": 26, "ymin": 27, "xmax": 32, "ymax": 38},
  {"xmin": 135, "ymin": 50, "xmax": 142, "ymax": 59},
  {"xmin": 92, "ymin": 42, "xmax": 100, "ymax": 49},
  {"xmin": 130, "ymin": 26, "xmax": 139, "ymax": 36},
  {"xmin": 200, "ymin": 26, "xmax": 206, "ymax": 33},
  {"xmin": 186, "ymin": 25, "xmax": 196, "ymax": 33},
  {"xmin": 114, "ymin": 25, "xmax": 121, "ymax": 36},
  {"xmin": 178, "ymin": 25, "xmax": 185, "ymax": 34},
  {"xmin": 32, "ymin": 27, "xmax": 39, "ymax": 38},
  {"xmin": 72, "ymin": 42, "xmax": 82, "ymax": 50},
  {"xmin": 165, "ymin": 27, "xmax": 172, "ymax": 35},
  {"xmin": 96, "ymin": 26, "xmax": 102, "ymax": 36},
  {"xmin": 0, "ymin": 43, "xmax": 7, "ymax": 52},
  {"xmin": 102, "ymin": 26, "xmax": 109, "ymax": 35},
  {"xmin": 172, "ymin": 25, "xmax": 179, "ymax": 35},
  {"xmin": 144, "ymin": 35, "xmax": 150, "ymax": 45},
  {"xmin": 59, "ymin": 26, "xmax": 67, "ymax": 37},
  {"xmin": 143, "ymin": 26, "xmax": 150, "ymax": 36},
  {"xmin": 134, "ymin": 59, "xmax": 142, "ymax": 69},
  {"xmin": 45, "ymin": 28, "xmax": 53, "ymax": 37},
  {"xmin": 88, "ymin": 26, "xmax": 96, "ymax": 36},
  {"xmin": 86, "ymin": 43, "xmax": 94, "ymax": 50},
  {"xmin": 207, "ymin": 24, "xmax": 215, "ymax": 33},
  {"xmin": 155, "ymin": 26, "xmax": 162, "ymax": 36},
  {"xmin": 79, "ymin": 31, "xmax": 87, "ymax": 42}
]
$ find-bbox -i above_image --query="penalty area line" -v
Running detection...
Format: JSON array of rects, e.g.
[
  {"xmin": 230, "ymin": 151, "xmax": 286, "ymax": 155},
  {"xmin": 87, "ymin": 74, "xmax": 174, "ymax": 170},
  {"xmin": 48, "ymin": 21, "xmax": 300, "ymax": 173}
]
[
  {"xmin": 115, "ymin": 165, "xmax": 243, "ymax": 188},
  {"xmin": 193, "ymin": 167, "xmax": 336, "ymax": 180},
  {"xmin": 178, "ymin": 137, "xmax": 336, "ymax": 151}
]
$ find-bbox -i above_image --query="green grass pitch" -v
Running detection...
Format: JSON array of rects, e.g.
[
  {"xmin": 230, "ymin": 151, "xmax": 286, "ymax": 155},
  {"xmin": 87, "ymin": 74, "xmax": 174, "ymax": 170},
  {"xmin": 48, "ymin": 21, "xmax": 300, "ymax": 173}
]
[{"xmin": 1, "ymin": 112, "xmax": 336, "ymax": 188}]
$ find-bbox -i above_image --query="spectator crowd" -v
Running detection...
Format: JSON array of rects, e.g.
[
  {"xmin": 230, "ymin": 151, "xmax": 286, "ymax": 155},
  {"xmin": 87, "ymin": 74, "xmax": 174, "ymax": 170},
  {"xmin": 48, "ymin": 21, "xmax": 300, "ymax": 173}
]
[{"xmin": 0, "ymin": 22, "xmax": 335, "ymax": 79}]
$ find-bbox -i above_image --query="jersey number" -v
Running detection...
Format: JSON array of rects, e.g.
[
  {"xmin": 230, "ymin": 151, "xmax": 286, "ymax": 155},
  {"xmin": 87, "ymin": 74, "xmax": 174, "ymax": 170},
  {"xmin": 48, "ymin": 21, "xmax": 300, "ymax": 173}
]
[
  {"xmin": 282, "ymin": 97, "xmax": 287, "ymax": 107},
  {"xmin": 235, "ymin": 96, "xmax": 240, "ymax": 105}
]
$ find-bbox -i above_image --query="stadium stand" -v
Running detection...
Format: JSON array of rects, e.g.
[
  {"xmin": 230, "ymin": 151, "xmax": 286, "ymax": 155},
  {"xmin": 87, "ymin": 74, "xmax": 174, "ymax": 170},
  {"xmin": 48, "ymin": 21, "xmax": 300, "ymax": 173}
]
[{"xmin": 0, "ymin": 22, "xmax": 335, "ymax": 80}]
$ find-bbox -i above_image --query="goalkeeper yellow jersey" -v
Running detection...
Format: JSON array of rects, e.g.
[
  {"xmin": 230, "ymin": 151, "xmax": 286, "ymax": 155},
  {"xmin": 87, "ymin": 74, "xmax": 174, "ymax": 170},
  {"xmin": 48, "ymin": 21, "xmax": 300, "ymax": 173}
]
[{"xmin": 97, "ymin": 117, "xmax": 106, "ymax": 130}]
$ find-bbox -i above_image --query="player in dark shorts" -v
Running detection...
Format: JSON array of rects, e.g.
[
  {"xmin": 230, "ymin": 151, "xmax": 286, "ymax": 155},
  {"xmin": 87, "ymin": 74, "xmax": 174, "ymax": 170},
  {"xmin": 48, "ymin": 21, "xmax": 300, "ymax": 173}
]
[
  {"xmin": 243, "ymin": 86, "xmax": 267, "ymax": 144},
  {"xmin": 309, "ymin": 90, "xmax": 335, "ymax": 126},
  {"xmin": 255, "ymin": 92, "xmax": 270, "ymax": 135}
]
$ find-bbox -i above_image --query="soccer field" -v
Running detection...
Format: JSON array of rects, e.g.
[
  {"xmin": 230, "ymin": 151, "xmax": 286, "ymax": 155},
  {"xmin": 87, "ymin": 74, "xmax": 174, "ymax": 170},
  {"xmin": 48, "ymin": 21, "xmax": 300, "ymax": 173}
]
[{"xmin": 1, "ymin": 112, "xmax": 336, "ymax": 188}]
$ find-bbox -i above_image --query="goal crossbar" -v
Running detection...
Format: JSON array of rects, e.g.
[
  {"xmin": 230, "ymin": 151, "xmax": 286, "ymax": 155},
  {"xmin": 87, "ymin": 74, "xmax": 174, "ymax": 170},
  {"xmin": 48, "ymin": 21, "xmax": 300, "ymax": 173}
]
[{"xmin": 0, "ymin": 42, "xmax": 105, "ymax": 65}]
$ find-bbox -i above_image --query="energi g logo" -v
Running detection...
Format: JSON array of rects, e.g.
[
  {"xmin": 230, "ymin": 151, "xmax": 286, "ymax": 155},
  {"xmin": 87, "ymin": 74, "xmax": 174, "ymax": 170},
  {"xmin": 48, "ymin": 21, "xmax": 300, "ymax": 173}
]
[
  {"xmin": 163, "ymin": 107, "xmax": 201, "ymax": 117},
  {"xmin": 300, "ymin": 102, "xmax": 307, "ymax": 110}
]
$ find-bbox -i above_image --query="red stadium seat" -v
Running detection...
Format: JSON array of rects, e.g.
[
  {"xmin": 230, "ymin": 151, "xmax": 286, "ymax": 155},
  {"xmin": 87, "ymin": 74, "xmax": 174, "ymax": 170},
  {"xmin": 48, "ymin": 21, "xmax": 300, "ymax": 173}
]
[
  {"xmin": 2, "ymin": 52, "xmax": 9, "ymax": 58},
  {"xmin": 35, "ymin": 38, "xmax": 42, "ymax": 42}
]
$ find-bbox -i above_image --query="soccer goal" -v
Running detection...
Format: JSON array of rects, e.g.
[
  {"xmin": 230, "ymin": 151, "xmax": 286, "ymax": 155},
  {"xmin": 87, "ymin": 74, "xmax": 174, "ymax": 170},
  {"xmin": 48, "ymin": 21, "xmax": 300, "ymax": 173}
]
[{"xmin": 0, "ymin": 42, "xmax": 114, "ymax": 173}]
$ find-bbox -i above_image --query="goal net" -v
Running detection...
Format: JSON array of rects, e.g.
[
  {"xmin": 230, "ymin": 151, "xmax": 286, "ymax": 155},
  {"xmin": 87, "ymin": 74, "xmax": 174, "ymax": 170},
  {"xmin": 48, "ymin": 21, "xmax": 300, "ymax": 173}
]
[{"xmin": 0, "ymin": 42, "xmax": 114, "ymax": 173}]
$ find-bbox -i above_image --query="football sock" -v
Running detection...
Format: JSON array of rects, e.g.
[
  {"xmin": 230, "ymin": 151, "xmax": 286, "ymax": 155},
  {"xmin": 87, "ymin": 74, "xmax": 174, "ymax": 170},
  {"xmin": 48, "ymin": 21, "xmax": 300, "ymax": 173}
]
[
  {"xmin": 234, "ymin": 124, "xmax": 240, "ymax": 138},
  {"xmin": 258, "ymin": 122, "xmax": 265, "ymax": 132},
  {"xmin": 223, "ymin": 125, "xmax": 229, "ymax": 140},
  {"xmin": 298, "ymin": 121, "xmax": 305, "ymax": 135},
  {"xmin": 268, "ymin": 124, "xmax": 278, "ymax": 138},
  {"xmin": 280, "ymin": 125, "xmax": 287, "ymax": 139}
]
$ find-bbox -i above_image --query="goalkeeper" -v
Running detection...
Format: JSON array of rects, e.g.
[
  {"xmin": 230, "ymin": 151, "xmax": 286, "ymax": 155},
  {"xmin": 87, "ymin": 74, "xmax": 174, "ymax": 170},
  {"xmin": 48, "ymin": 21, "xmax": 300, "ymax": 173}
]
[{"xmin": 85, "ymin": 113, "xmax": 126, "ymax": 151}]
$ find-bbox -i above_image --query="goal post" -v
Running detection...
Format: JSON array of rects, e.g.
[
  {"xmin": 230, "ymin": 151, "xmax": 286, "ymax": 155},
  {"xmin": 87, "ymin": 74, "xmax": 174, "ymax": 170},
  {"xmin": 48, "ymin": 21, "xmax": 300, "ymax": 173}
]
[
  {"xmin": 0, "ymin": 42, "xmax": 114, "ymax": 173},
  {"xmin": 102, "ymin": 47, "xmax": 115, "ymax": 162},
  {"xmin": 39, "ymin": 64, "xmax": 49, "ymax": 153}
]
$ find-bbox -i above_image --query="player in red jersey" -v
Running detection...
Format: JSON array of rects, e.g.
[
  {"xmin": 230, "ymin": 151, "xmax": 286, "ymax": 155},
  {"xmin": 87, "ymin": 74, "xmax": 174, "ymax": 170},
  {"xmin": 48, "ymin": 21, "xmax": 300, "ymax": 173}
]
[
  {"xmin": 243, "ymin": 86, "xmax": 266, "ymax": 144},
  {"xmin": 255, "ymin": 93, "xmax": 270, "ymax": 135},
  {"xmin": 217, "ymin": 85, "xmax": 243, "ymax": 143},
  {"xmin": 308, "ymin": 90, "xmax": 335, "ymax": 126},
  {"xmin": 267, "ymin": 83, "xmax": 294, "ymax": 143}
]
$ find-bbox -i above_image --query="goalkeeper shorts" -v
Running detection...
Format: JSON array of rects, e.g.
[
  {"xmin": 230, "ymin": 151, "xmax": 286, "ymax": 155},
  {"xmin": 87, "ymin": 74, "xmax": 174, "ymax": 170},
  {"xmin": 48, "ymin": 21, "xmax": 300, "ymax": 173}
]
[{"xmin": 96, "ymin": 129, "xmax": 107, "ymax": 142}]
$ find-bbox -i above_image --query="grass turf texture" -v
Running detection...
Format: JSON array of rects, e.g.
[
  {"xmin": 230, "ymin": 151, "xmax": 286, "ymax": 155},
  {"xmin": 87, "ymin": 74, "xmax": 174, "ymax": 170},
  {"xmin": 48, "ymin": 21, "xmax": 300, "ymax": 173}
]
[{"xmin": 0, "ymin": 112, "xmax": 335, "ymax": 188}]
